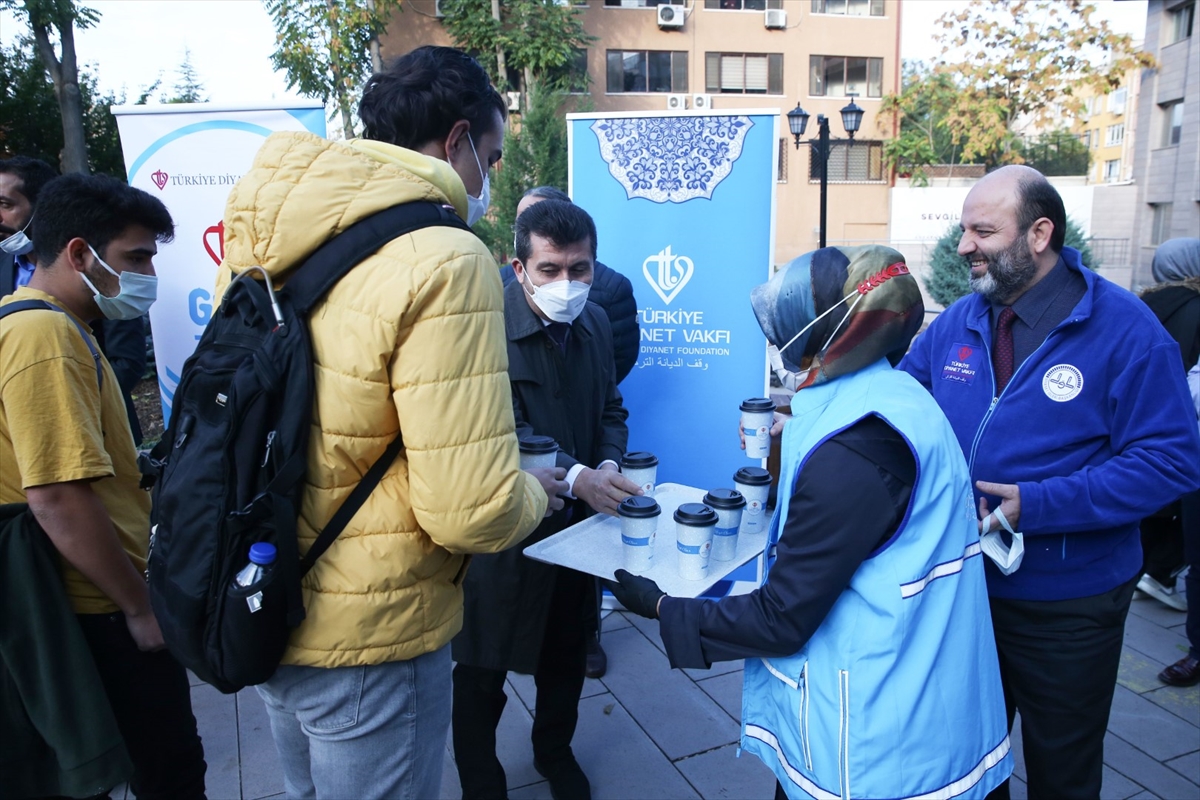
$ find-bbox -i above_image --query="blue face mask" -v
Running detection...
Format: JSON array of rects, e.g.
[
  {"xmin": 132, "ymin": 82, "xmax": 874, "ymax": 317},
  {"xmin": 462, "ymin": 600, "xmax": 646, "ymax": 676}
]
[{"xmin": 80, "ymin": 244, "xmax": 158, "ymax": 320}]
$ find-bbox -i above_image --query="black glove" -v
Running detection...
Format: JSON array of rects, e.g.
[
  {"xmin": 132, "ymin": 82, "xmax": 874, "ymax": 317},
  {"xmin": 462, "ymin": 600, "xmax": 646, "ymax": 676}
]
[{"xmin": 605, "ymin": 569, "xmax": 666, "ymax": 619}]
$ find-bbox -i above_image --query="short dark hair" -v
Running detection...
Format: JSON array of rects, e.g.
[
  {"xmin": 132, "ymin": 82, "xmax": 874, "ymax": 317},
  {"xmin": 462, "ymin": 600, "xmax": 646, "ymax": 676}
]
[
  {"xmin": 522, "ymin": 186, "xmax": 570, "ymax": 204},
  {"xmin": 1015, "ymin": 173, "xmax": 1066, "ymax": 253},
  {"xmin": 358, "ymin": 46, "xmax": 507, "ymax": 150},
  {"xmin": 0, "ymin": 156, "xmax": 58, "ymax": 207},
  {"xmin": 515, "ymin": 199, "xmax": 597, "ymax": 264},
  {"xmin": 33, "ymin": 173, "xmax": 175, "ymax": 266}
]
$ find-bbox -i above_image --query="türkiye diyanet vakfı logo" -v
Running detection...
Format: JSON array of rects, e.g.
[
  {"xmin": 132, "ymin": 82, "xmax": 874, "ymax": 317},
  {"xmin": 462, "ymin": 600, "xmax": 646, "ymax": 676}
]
[
  {"xmin": 636, "ymin": 246, "xmax": 731, "ymax": 372},
  {"xmin": 150, "ymin": 169, "xmax": 242, "ymax": 190}
]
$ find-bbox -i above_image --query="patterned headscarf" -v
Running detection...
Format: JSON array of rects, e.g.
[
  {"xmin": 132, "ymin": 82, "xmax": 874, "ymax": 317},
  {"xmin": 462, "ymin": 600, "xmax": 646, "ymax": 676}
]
[{"xmin": 750, "ymin": 245, "xmax": 923, "ymax": 390}]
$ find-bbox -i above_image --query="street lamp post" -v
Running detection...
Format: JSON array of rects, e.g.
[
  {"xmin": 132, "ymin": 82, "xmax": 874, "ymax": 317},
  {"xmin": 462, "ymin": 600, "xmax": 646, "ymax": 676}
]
[{"xmin": 787, "ymin": 96, "xmax": 865, "ymax": 248}]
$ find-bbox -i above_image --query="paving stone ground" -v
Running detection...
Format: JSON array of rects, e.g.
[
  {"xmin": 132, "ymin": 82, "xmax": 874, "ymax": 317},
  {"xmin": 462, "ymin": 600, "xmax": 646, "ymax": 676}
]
[{"xmin": 116, "ymin": 585, "xmax": 1198, "ymax": 799}]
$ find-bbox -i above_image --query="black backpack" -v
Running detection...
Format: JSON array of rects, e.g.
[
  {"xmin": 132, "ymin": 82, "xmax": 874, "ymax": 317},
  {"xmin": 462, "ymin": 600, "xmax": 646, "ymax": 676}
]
[{"xmin": 143, "ymin": 201, "xmax": 471, "ymax": 693}]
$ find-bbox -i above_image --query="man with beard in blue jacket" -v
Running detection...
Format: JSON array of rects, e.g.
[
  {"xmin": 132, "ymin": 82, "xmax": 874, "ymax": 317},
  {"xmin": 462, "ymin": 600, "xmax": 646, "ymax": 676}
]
[{"xmin": 900, "ymin": 165, "xmax": 1200, "ymax": 800}]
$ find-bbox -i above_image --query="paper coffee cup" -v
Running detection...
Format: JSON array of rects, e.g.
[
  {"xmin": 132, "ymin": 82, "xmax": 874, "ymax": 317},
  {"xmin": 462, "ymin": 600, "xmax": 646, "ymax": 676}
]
[
  {"xmin": 674, "ymin": 503, "xmax": 717, "ymax": 581},
  {"xmin": 740, "ymin": 398, "xmax": 776, "ymax": 459},
  {"xmin": 618, "ymin": 496, "xmax": 661, "ymax": 575},
  {"xmin": 703, "ymin": 489, "xmax": 747, "ymax": 562},
  {"xmin": 733, "ymin": 467, "xmax": 772, "ymax": 535},
  {"xmin": 620, "ymin": 451, "xmax": 659, "ymax": 495},
  {"xmin": 519, "ymin": 435, "xmax": 558, "ymax": 471}
]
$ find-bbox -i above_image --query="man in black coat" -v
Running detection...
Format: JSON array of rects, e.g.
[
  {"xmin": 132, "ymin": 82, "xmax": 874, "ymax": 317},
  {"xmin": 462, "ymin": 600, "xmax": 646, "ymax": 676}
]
[
  {"xmin": 2, "ymin": 158, "xmax": 147, "ymax": 444},
  {"xmin": 452, "ymin": 200, "xmax": 639, "ymax": 800},
  {"xmin": 499, "ymin": 185, "xmax": 640, "ymax": 678}
]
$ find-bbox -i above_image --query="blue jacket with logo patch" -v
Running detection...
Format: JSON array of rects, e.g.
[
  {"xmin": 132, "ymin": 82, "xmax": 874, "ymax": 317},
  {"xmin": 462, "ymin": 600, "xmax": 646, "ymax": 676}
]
[{"xmin": 900, "ymin": 247, "xmax": 1200, "ymax": 601}]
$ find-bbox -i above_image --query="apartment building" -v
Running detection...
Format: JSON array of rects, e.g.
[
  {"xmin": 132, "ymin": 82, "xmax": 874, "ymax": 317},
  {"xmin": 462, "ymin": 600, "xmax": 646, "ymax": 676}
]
[
  {"xmin": 380, "ymin": 0, "xmax": 902, "ymax": 265},
  {"xmin": 1130, "ymin": 0, "xmax": 1199, "ymax": 288},
  {"xmin": 1072, "ymin": 66, "xmax": 1141, "ymax": 185}
]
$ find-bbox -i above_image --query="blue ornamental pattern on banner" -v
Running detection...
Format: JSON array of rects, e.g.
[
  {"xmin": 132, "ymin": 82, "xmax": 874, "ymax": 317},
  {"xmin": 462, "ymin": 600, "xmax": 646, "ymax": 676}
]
[{"xmin": 590, "ymin": 116, "xmax": 754, "ymax": 203}]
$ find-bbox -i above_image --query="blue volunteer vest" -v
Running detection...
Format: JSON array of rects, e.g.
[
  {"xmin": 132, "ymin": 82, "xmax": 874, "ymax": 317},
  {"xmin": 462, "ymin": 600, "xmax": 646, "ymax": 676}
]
[{"xmin": 741, "ymin": 360, "xmax": 1012, "ymax": 800}]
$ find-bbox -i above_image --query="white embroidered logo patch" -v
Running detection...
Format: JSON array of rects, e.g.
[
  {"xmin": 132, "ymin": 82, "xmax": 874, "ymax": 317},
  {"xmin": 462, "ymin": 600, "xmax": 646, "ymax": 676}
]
[{"xmin": 1042, "ymin": 364, "xmax": 1083, "ymax": 402}]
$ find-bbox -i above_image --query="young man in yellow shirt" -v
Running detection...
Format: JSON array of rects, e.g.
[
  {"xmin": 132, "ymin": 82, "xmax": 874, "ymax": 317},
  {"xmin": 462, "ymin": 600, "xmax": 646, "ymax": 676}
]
[{"xmin": 0, "ymin": 173, "xmax": 207, "ymax": 798}]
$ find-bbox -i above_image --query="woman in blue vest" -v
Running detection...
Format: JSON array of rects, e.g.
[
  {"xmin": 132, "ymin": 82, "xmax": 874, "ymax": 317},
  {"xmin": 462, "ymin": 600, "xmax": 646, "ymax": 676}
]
[{"xmin": 609, "ymin": 245, "xmax": 1012, "ymax": 800}]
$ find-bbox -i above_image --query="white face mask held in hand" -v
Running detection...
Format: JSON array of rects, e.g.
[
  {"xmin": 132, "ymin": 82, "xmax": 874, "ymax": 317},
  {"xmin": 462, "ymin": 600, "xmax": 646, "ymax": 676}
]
[
  {"xmin": 980, "ymin": 506, "xmax": 1024, "ymax": 576},
  {"xmin": 80, "ymin": 244, "xmax": 158, "ymax": 320},
  {"xmin": 520, "ymin": 270, "xmax": 591, "ymax": 323},
  {"xmin": 463, "ymin": 133, "xmax": 491, "ymax": 226}
]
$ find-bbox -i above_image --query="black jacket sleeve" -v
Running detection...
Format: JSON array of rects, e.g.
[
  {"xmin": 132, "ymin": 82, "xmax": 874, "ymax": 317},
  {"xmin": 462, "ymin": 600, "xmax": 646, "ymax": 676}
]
[{"xmin": 658, "ymin": 416, "xmax": 915, "ymax": 669}]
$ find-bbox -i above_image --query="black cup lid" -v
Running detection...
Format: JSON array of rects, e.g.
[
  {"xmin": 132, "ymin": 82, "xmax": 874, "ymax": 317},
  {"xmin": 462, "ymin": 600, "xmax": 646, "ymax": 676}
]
[
  {"xmin": 703, "ymin": 488, "xmax": 746, "ymax": 509},
  {"xmin": 621, "ymin": 451, "xmax": 659, "ymax": 469},
  {"xmin": 740, "ymin": 397, "xmax": 776, "ymax": 413},
  {"xmin": 733, "ymin": 466, "xmax": 772, "ymax": 486},
  {"xmin": 674, "ymin": 503, "xmax": 718, "ymax": 525},
  {"xmin": 618, "ymin": 496, "xmax": 661, "ymax": 518},
  {"xmin": 519, "ymin": 435, "xmax": 558, "ymax": 455}
]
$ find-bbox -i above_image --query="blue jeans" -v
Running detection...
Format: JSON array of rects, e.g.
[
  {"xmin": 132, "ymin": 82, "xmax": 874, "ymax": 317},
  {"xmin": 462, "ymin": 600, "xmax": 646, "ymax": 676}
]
[{"xmin": 257, "ymin": 645, "xmax": 451, "ymax": 799}]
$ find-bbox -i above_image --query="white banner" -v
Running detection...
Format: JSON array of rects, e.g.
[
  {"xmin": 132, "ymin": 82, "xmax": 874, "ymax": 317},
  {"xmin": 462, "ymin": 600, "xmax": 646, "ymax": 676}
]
[
  {"xmin": 890, "ymin": 181, "xmax": 1095, "ymax": 243},
  {"xmin": 111, "ymin": 101, "xmax": 326, "ymax": 426}
]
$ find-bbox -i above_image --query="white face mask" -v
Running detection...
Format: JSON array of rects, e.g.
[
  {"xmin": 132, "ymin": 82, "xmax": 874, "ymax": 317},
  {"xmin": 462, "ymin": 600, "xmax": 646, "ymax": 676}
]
[
  {"xmin": 1, "ymin": 217, "xmax": 34, "ymax": 256},
  {"xmin": 519, "ymin": 269, "xmax": 591, "ymax": 323},
  {"xmin": 80, "ymin": 244, "xmax": 158, "ymax": 320},
  {"xmin": 980, "ymin": 506, "xmax": 1024, "ymax": 576},
  {"xmin": 767, "ymin": 344, "xmax": 812, "ymax": 391},
  {"xmin": 463, "ymin": 133, "xmax": 490, "ymax": 227}
]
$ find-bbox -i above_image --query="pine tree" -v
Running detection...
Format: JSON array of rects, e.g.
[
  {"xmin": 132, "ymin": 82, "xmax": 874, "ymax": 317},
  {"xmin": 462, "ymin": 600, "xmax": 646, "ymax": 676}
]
[
  {"xmin": 169, "ymin": 47, "xmax": 206, "ymax": 104},
  {"xmin": 925, "ymin": 218, "xmax": 1098, "ymax": 308}
]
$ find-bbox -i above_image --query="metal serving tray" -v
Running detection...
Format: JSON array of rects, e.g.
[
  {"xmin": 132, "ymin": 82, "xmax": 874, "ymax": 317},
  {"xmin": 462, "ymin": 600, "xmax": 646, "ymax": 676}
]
[{"xmin": 522, "ymin": 483, "xmax": 769, "ymax": 598}]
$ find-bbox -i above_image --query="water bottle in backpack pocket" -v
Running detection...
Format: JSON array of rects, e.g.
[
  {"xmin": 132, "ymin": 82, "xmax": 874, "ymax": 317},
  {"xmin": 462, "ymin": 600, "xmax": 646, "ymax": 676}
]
[{"xmin": 216, "ymin": 540, "xmax": 292, "ymax": 689}]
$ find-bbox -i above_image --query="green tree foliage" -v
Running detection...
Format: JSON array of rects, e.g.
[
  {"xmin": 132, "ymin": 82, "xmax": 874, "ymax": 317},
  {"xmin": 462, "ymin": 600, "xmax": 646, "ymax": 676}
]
[
  {"xmin": 934, "ymin": 0, "xmax": 1152, "ymax": 166},
  {"xmin": 438, "ymin": 0, "xmax": 594, "ymax": 92},
  {"xmin": 926, "ymin": 218, "xmax": 1098, "ymax": 308},
  {"xmin": 169, "ymin": 47, "xmax": 207, "ymax": 104},
  {"xmin": 2, "ymin": 0, "xmax": 100, "ymax": 173},
  {"xmin": 264, "ymin": 0, "xmax": 401, "ymax": 137},
  {"xmin": 878, "ymin": 61, "xmax": 962, "ymax": 186},
  {"xmin": 0, "ymin": 37, "xmax": 125, "ymax": 179},
  {"xmin": 473, "ymin": 84, "xmax": 585, "ymax": 261},
  {"xmin": 1013, "ymin": 129, "xmax": 1090, "ymax": 177}
]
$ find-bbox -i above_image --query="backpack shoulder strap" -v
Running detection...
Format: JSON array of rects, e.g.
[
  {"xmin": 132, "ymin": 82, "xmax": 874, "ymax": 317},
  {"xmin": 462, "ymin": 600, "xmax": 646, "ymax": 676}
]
[
  {"xmin": 284, "ymin": 201, "xmax": 472, "ymax": 316},
  {"xmin": 299, "ymin": 433, "xmax": 404, "ymax": 577},
  {"xmin": 0, "ymin": 300, "xmax": 104, "ymax": 390}
]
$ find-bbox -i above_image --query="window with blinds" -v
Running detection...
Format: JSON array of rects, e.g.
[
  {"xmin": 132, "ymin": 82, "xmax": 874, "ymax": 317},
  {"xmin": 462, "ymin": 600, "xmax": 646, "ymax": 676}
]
[
  {"xmin": 705, "ymin": 53, "xmax": 783, "ymax": 94},
  {"xmin": 808, "ymin": 141, "xmax": 885, "ymax": 182},
  {"xmin": 703, "ymin": 0, "xmax": 783, "ymax": 10}
]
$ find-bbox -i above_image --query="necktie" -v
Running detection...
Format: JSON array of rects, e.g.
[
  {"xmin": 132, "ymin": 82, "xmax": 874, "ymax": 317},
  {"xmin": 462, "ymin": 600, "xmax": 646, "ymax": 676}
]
[
  {"xmin": 993, "ymin": 307, "xmax": 1017, "ymax": 395},
  {"xmin": 546, "ymin": 322, "xmax": 570, "ymax": 354}
]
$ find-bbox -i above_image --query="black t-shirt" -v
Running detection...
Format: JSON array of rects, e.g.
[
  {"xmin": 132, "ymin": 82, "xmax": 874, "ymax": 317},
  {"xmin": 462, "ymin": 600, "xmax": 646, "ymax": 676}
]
[{"xmin": 658, "ymin": 414, "xmax": 916, "ymax": 669}]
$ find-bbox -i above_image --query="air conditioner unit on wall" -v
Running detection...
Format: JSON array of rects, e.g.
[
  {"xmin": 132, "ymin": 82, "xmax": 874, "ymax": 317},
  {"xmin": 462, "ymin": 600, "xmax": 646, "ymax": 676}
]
[
  {"xmin": 434, "ymin": 0, "xmax": 446, "ymax": 18},
  {"xmin": 765, "ymin": 9, "xmax": 787, "ymax": 29},
  {"xmin": 506, "ymin": 92, "xmax": 521, "ymax": 112},
  {"xmin": 692, "ymin": 93, "xmax": 714, "ymax": 110},
  {"xmin": 657, "ymin": 4, "xmax": 685, "ymax": 29},
  {"xmin": 666, "ymin": 94, "xmax": 688, "ymax": 110}
]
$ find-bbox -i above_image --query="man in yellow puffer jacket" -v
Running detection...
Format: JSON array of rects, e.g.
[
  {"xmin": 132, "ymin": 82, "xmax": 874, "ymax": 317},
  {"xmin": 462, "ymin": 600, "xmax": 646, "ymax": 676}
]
[{"xmin": 211, "ymin": 46, "xmax": 568, "ymax": 799}]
